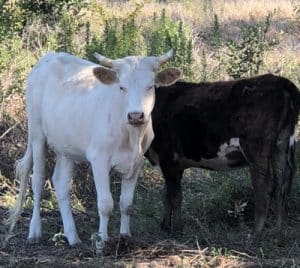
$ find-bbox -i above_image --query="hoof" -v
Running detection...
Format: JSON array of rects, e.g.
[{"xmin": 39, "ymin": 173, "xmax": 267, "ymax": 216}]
[
  {"xmin": 120, "ymin": 233, "xmax": 132, "ymax": 239},
  {"xmin": 69, "ymin": 239, "xmax": 82, "ymax": 247},
  {"xmin": 160, "ymin": 220, "xmax": 171, "ymax": 232},
  {"xmin": 27, "ymin": 237, "xmax": 41, "ymax": 244},
  {"xmin": 246, "ymin": 233, "xmax": 260, "ymax": 247},
  {"xmin": 67, "ymin": 234, "xmax": 82, "ymax": 246},
  {"xmin": 172, "ymin": 224, "xmax": 183, "ymax": 235},
  {"xmin": 91, "ymin": 233, "xmax": 108, "ymax": 255}
]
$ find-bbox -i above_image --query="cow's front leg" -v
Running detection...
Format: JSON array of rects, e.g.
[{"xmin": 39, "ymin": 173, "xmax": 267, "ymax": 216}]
[
  {"xmin": 119, "ymin": 165, "xmax": 141, "ymax": 237},
  {"xmin": 89, "ymin": 154, "xmax": 113, "ymax": 243},
  {"xmin": 160, "ymin": 161, "xmax": 184, "ymax": 233}
]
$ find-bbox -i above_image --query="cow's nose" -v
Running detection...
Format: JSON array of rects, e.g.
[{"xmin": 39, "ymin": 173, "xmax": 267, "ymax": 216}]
[{"xmin": 128, "ymin": 112, "xmax": 145, "ymax": 125}]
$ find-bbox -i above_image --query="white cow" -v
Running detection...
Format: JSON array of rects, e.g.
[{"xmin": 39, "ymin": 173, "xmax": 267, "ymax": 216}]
[{"xmin": 7, "ymin": 51, "xmax": 181, "ymax": 246}]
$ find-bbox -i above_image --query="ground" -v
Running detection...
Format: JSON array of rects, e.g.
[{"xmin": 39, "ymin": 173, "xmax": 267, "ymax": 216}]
[{"xmin": 0, "ymin": 120, "xmax": 300, "ymax": 267}]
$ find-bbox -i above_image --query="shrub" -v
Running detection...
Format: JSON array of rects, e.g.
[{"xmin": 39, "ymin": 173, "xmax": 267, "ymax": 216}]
[
  {"xmin": 0, "ymin": 1, "xmax": 25, "ymax": 41},
  {"xmin": 18, "ymin": 0, "xmax": 85, "ymax": 24},
  {"xmin": 85, "ymin": 3, "xmax": 143, "ymax": 60},
  {"xmin": 211, "ymin": 14, "xmax": 222, "ymax": 48},
  {"xmin": 225, "ymin": 14, "xmax": 272, "ymax": 79},
  {"xmin": 147, "ymin": 9, "xmax": 194, "ymax": 80}
]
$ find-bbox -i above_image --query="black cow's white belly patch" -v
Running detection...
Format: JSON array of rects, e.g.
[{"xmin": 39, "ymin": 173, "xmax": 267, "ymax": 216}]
[{"xmin": 176, "ymin": 138, "xmax": 247, "ymax": 170}]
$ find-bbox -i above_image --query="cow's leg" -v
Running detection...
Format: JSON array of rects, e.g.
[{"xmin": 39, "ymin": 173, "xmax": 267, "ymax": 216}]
[
  {"xmin": 27, "ymin": 138, "xmax": 46, "ymax": 243},
  {"xmin": 89, "ymin": 155, "xmax": 113, "ymax": 243},
  {"xmin": 242, "ymin": 141, "xmax": 274, "ymax": 244},
  {"xmin": 51, "ymin": 155, "xmax": 81, "ymax": 245},
  {"xmin": 119, "ymin": 165, "xmax": 141, "ymax": 236},
  {"xmin": 272, "ymin": 135, "xmax": 296, "ymax": 243},
  {"xmin": 249, "ymin": 165, "xmax": 273, "ymax": 243},
  {"xmin": 160, "ymin": 161, "xmax": 184, "ymax": 233}
]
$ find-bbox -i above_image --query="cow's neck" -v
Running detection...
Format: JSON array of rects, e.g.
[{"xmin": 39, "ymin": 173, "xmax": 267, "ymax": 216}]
[
  {"xmin": 121, "ymin": 120, "xmax": 151, "ymax": 179},
  {"xmin": 126, "ymin": 120, "xmax": 149, "ymax": 153}
]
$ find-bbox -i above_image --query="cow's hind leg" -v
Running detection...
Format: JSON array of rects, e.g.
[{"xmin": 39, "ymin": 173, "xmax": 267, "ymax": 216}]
[
  {"xmin": 242, "ymin": 141, "xmax": 275, "ymax": 244},
  {"xmin": 272, "ymin": 130, "xmax": 296, "ymax": 244},
  {"xmin": 27, "ymin": 137, "xmax": 46, "ymax": 243},
  {"xmin": 160, "ymin": 161, "xmax": 184, "ymax": 233},
  {"xmin": 249, "ymin": 166, "xmax": 274, "ymax": 243},
  {"xmin": 51, "ymin": 155, "xmax": 81, "ymax": 245}
]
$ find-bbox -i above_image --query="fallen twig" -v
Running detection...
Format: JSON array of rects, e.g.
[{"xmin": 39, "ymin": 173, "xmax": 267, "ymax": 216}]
[{"xmin": 0, "ymin": 122, "xmax": 19, "ymax": 141}]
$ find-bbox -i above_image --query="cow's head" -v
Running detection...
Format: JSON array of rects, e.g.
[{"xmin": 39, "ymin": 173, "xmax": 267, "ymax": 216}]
[{"xmin": 93, "ymin": 50, "xmax": 181, "ymax": 126}]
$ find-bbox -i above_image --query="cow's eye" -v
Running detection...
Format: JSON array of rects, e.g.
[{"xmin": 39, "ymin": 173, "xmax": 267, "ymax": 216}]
[
  {"xmin": 146, "ymin": 86, "xmax": 154, "ymax": 91},
  {"xmin": 120, "ymin": 86, "xmax": 127, "ymax": 92}
]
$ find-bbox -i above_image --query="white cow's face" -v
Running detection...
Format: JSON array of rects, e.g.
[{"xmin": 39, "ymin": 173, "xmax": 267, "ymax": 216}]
[
  {"xmin": 115, "ymin": 58, "xmax": 158, "ymax": 126},
  {"xmin": 93, "ymin": 50, "xmax": 181, "ymax": 126}
]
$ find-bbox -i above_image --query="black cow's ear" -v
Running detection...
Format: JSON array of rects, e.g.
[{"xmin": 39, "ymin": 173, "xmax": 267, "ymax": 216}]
[
  {"xmin": 155, "ymin": 68, "xmax": 181, "ymax": 86},
  {"xmin": 93, "ymin": 67, "xmax": 118, "ymax": 85}
]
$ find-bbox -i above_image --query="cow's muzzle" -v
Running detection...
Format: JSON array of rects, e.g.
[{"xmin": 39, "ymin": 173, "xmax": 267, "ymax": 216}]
[{"xmin": 128, "ymin": 112, "xmax": 145, "ymax": 126}]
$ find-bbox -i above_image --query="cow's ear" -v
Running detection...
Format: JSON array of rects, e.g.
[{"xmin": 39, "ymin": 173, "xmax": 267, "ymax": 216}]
[
  {"xmin": 93, "ymin": 67, "xmax": 118, "ymax": 85},
  {"xmin": 155, "ymin": 67, "xmax": 181, "ymax": 86}
]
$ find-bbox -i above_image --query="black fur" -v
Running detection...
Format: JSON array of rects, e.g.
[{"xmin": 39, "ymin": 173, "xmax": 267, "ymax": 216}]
[{"xmin": 147, "ymin": 74, "xmax": 300, "ymax": 243}]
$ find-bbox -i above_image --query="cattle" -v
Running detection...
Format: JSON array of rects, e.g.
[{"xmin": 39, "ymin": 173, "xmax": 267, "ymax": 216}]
[
  {"xmin": 146, "ymin": 74, "xmax": 300, "ymax": 244},
  {"xmin": 7, "ymin": 51, "xmax": 181, "ymax": 247}
]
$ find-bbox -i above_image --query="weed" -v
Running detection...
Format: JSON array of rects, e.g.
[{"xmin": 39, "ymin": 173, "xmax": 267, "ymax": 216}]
[
  {"xmin": 211, "ymin": 14, "xmax": 222, "ymax": 48},
  {"xmin": 225, "ymin": 13, "xmax": 272, "ymax": 79},
  {"xmin": 147, "ymin": 9, "xmax": 194, "ymax": 79}
]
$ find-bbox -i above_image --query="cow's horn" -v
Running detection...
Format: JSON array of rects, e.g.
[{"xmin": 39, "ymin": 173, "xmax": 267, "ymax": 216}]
[
  {"xmin": 93, "ymin": 52, "xmax": 113, "ymax": 68},
  {"xmin": 158, "ymin": 49, "xmax": 174, "ymax": 65}
]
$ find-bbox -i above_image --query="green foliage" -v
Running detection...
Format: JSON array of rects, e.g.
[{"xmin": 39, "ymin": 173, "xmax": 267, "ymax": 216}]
[
  {"xmin": 211, "ymin": 14, "xmax": 222, "ymax": 48},
  {"xmin": 56, "ymin": 6, "xmax": 84, "ymax": 54},
  {"xmin": 86, "ymin": 8, "xmax": 142, "ymax": 60},
  {"xmin": 0, "ymin": 2, "xmax": 25, "ymax": 41},
  {"xmin": 225, "ymin": 14, "xmax": 272, "ymax": 79},
  {"xmin": 0, "ymin": 0, "xmax": 86, "ymax": 100},
  {"xmin": 86, "ymin": 8, "xmax": 194, "ymax": 80},
  {"xmin": 147, "ymin": 9, "xmax": 193, "ymax": 79},
  {"xmin": 18, "ymin": 0, "xmax": 85, "ymax": 24},
  {"xmin": 199, "ymin": 49, "xmax": 208, "ymax": 82}
]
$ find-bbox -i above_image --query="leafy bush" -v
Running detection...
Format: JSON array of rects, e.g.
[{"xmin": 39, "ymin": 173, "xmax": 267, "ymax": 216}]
[
  {"xmin": 147, "ymin": 9, "xmax": 193, "ymax": 79},
  {"xmin": 18, "ymin": 0, "xmax": 85, "ymax": 24},
  {"xmin": 86, "ymin": 15, "xmax": 141, "ymax": 60},
  {"xmin": 56, "ymin": 6, "xmax": 85, "ymax": 55},
  {"xmin": 0, "ymin": 2, "xmax": 25, "ymax": 41},
  {"xmin": 86, "ymin": 8, "xmax": 194, "ymax": 80},
  {"xmin": 225, "ymin": 14, "xmax": 272, "ymax": 79},
  {"xmin": 211, "ymin": 14, "xmax": 222, "ymax": 48}
]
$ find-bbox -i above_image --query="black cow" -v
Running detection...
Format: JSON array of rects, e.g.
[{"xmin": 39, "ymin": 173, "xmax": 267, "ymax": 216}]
[{"xmin": 146, "ymin": 74, "xmax": 299, "ymax": 243}]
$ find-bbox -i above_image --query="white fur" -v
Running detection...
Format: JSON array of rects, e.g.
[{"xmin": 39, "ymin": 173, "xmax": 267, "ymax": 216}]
[
  {"xmin": 8, "ymin": 52, "xmax": 178, "ymax": 245},
  {"xmin": 175, "ymin": 138, "xmax": 242, "ymax": 170},
  {"xmin": 217, "ymin": 138, "xmax": 240, "ymax": 159},
  {"xmin": 289, "ymin": 127, "xmax": 298, "ymax": 147}
]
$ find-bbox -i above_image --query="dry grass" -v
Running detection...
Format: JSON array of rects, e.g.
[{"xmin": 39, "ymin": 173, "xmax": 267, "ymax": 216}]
[
  {"xmin": 87, "ymin": 0, "xmax": 300, "ymax": 85},
  {"xmin": 94, "ymin": 0, "xmax": 299, "ymax": 32},
  {"xmin": 214, "ymin": 0, "xmax": 297, "ymax": 21}
]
